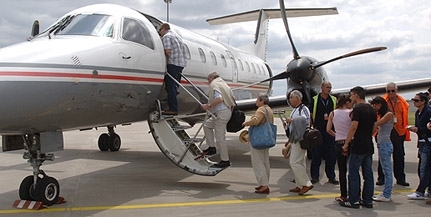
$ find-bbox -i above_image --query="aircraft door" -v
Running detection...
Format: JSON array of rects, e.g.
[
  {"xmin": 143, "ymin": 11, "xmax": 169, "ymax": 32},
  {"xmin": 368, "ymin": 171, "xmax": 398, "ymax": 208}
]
[
  {"xmin": 119, "ymin": 17, "xmax": 165, "ymax": 72},
  {"xmin": 226, "ymin": 51, "xmax": 238, "ymax": 82}
]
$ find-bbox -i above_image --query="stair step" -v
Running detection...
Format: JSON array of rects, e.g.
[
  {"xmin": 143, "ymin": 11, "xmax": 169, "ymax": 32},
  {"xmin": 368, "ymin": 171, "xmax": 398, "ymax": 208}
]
[{"xmin": 172, "ymin": 125, "xmax": 192, "ymax": 131}]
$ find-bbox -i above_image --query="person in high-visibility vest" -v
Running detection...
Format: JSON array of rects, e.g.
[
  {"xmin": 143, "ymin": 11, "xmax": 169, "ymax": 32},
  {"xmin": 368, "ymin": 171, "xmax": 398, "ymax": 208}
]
[{"xmin": 310, "ymin": 81, "xmax": 338, "ymax": 185}]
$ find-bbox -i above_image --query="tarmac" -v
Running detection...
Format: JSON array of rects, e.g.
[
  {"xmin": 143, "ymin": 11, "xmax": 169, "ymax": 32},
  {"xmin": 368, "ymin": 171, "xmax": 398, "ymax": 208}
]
[{"xmin": 0, "ymin": 118, "xmax": 429, "ymax": 216}]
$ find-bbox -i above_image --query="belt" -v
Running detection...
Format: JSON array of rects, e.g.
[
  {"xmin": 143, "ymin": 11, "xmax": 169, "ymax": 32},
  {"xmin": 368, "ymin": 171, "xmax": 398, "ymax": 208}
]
[
  {"xmin": 335, "ymin": 140, "xmax": 346, "ymax": 145},
  {"xmin": 418, "ymin": 137, "xmax": 431, "ymax": 143}
]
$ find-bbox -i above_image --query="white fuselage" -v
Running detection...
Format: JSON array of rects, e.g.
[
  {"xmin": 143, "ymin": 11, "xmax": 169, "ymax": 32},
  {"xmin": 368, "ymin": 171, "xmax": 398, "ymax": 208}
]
[{"xmin": 0, "ymin": 4, "xmax": 271, "ymax": 134}]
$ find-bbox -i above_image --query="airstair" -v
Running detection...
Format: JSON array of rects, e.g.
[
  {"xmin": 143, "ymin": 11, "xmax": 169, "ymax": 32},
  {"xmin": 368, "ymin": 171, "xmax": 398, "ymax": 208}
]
[{"xmin": 148, "ymin": 73, "xmax": 226, "ymax": 176}]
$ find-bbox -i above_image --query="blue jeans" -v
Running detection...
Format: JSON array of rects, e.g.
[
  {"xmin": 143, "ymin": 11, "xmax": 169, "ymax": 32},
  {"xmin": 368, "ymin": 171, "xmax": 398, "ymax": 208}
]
[
  {"xmin": 348, "ymin": 153, "xmax": 374, "ymax": 204},
  {"xmin": 377, "ymin": 142, "xmax": 393, "ymax": 198},
  {"xmin": 164, "ymin": 64, "xmax": 183, "ymax": 112},
  {"xmin": 416, "ymin": 142, "xmax": 431, "ymax": 194}
]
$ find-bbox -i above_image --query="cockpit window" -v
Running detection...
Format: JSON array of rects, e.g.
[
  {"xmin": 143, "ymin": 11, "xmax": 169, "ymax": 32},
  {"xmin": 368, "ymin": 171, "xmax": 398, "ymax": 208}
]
[
  {"xmin": 54, "ymin": 14, "xmax": 115, "ymax": 37},
  {"xmin": 122, "ymin": 18, "xmax": 155, "ymax": 49}
]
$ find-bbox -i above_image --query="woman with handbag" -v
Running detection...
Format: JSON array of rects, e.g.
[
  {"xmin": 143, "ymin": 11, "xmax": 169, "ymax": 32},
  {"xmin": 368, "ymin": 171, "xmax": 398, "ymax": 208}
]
[{"xmin": 242, "ymin": 93, "xmax": 274, "ymax": 194}]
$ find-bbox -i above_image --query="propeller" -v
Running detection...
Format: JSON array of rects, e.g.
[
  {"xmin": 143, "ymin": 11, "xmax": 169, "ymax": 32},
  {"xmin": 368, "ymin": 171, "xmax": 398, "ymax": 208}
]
[{"xmin": 271, "ymin": 0, "xmax": 387, "ymax": 104}]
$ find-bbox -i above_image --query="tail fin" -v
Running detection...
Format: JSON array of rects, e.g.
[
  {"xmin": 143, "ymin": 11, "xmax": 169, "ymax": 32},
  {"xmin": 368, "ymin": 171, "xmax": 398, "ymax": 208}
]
[{"xmin": 207, "ymin": 8, "xmax": 338, "ymax": 61}]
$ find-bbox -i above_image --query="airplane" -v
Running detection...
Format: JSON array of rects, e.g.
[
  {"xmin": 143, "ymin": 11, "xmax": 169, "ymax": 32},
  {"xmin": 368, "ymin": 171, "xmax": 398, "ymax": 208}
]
[{"xmin": 0, "ymin": 2, "xmax": 429, "ymax": 206}]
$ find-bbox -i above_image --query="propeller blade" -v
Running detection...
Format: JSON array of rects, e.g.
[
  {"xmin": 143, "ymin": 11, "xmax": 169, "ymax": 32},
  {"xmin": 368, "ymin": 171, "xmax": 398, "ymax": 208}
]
[
  {"xmin": 279, "ymin": 0, "xmax": 300, "ymax": 59},
  {"xmin": 261, "ymin": 71, "xmax": 289, "ymax": 83},
  {"xmin": 313, "ymin": 46, "xmax": 387, "ymax": 68}
]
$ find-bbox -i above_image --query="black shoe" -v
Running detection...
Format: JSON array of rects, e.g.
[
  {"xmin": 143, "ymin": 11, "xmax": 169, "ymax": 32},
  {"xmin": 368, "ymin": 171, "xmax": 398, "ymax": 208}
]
[
  {"xmin": 376, "ymin": 180, "xmax": 384, "ymax": 186},
  {"xmin": 328, "ymin": 179, "xmax": 340, "ymax": 185},
  {"xmin": 311, "ymin": 178, "xmax": 319, "ymax": 184},
  {"xmin": 202, "ymin": 147, "xmax": 216, "ymax": 155},
  {"xmin": 211, "ymin": 160, "xmax": 231, "ymax": 168},
  {"xmin": 339, "ymin": 201, "xmax": 360, "ymax": 209},
  {"xmin": 359, "ymin": 200, "xmax": 373, "ymax": 208},
  {"xmin": 396, "ymin": 181, "xmax": 410, "ymax": 186}
]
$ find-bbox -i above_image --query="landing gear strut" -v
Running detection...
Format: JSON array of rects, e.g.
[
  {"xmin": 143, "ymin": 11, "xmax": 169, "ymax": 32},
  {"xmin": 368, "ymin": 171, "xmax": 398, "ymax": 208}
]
[
  {"xmin": 19, "ymin": 134, "xmax": 60, "ymax": 206},
  {"xmin": 98, "ymin": 125, "xmax": 121, "ymax": 151}
]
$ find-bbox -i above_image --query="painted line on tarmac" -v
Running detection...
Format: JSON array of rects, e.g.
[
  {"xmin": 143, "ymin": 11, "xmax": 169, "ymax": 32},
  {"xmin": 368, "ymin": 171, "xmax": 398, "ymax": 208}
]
[{"xmin": 0, "ymin": 189, "xmax": 413, "ymax": 214}]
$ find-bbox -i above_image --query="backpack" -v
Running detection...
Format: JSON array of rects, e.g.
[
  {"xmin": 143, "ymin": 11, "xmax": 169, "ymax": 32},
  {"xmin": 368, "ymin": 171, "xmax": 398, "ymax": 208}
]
[{"xmin": 300, "ymin": 127, "xmax": 323, "ymax": 150}]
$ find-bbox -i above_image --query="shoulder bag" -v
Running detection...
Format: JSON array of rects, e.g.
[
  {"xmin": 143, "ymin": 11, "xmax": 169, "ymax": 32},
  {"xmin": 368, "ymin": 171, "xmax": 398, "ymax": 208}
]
[{"xmin": 249, "ymin": 107, "xmax": 277, "ymax": 149}]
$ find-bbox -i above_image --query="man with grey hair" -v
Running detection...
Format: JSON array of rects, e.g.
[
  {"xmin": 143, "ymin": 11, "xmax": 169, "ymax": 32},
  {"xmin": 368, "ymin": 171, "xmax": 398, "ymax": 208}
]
[
  {"xmin": 376, "ymin": 82, "xmax": 410, "ymax": 187},
  {"xmin": 201, "ymin": 71, "xmax": 236, "ymax": 168},
  {"xmin": 285, "ymin": 90, "xmax": 314, "ymax": 195}
]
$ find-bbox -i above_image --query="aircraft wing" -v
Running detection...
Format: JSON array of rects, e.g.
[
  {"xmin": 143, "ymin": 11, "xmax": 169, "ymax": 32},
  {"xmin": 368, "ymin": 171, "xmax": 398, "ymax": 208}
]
[
  {"xmin": 331, "ymin": 78, "xmax": 431, "ymax": 97},
  {"xmin": 235, "ymin": 78, "xmax": 431, "ymax": 111},
  {"xmin": 206, "ymin": 8, "xmax": 338, "ymax": 25}
]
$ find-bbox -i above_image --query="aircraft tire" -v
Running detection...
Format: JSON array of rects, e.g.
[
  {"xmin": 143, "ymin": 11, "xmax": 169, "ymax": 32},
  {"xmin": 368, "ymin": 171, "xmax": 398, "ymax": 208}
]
[
  {"xmin": 109, "ymin": 133, "xmax": 121, "ymax": 152},
  {"xmin": 98, "ymin": 133, "xmax": 110, "ymax": 151},
  {"xmin": 19, "ymin": 175, "xmax": 37, "ymax": 201},
  {"xmin": 34, "ymin": 176, "xmax": 60, "ymax": 206}
]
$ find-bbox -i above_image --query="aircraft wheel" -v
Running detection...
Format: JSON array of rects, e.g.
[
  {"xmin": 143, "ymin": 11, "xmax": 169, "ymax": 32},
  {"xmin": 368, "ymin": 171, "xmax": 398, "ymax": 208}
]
[
  {"xmin": 34, "ymin": 176, "xmax": 60, "ymax": 206},
  {"xmin": 19, "ymin": 175, "xmax": 37, "ymax": 201},
  {"xmin": 109, "ymin": 133, "xmax": 121, "ymax": 152},
  {"xmin": 98, "ymin": 133, "xmax": 110, "ymax": 151}
]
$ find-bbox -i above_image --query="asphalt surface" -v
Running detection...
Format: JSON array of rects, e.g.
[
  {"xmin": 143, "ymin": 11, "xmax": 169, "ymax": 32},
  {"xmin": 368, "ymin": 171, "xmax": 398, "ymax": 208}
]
[{"xmin": 0, "ymin": 118, "xmax": 429, "ymax": 216}]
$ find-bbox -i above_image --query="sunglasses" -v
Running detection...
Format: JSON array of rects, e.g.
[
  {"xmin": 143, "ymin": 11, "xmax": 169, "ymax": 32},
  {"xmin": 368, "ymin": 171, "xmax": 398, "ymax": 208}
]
[
  {"xmin": 411, "ymin": 98, "xmax": 421, "ymax": 102},
  {"xmin": 386, "ymin": 89, "xmax": 396, "ymax": 93}
]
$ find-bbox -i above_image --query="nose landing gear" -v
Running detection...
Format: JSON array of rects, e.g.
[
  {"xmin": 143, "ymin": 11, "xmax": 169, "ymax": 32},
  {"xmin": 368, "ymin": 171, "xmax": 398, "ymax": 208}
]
[{"xmin": 18, "ymin": 134, "xmax": 60, "ymax": 206}]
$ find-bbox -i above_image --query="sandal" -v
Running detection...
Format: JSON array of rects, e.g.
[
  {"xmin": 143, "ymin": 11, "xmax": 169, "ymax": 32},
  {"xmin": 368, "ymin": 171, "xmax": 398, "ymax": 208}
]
[{"xmin": 335, "ymin": 196, "xmax": 347, "ymax": 202}]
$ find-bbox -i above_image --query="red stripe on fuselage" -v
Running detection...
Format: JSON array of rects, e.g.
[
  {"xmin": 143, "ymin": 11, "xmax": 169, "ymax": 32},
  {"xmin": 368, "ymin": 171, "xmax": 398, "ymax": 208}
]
[{"xmin": 0, "ymin": 71, "xmax": 268, "ymax": 89}]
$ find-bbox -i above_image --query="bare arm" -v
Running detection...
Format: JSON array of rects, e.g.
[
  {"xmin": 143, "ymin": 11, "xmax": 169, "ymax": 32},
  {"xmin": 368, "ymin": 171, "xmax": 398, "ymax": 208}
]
[{"xmin": 326, "ymin": 111, "xmax": 336, "ymax": 137}]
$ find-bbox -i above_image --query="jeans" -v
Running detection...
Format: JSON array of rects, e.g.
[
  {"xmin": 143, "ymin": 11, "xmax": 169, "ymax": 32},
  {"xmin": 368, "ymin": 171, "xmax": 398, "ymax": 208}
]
[
  {"xmin": 415, "ymin": 142, "xmax": 431, "ymax": 194},
  {"xmin": 377, "ymin": 142, "xmax": 393, "ymax": 198},
  {"xmin": 377, "ymin": 131, "xmax": 406, "ymax": 183},
  {"xmin": 164, "ymin": 64, "xmax": 183, "ymax": 112},
  {"xmin": 310, "ymin": 130, "xmax": 336, "ymax": 180},
  {"xmin": 335, "ymin": 143, "xmax": 348, "ymax": 198},
  {"xmin": 348, "ymin": 153, "xmax": 374, "ymax": 204}
]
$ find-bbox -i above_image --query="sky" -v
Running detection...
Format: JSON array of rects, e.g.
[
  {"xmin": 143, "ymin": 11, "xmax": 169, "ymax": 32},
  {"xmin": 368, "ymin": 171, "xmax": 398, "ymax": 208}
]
[{"xmin": 0, "ymin": 0, "xmax": 430, "ymax": 97}]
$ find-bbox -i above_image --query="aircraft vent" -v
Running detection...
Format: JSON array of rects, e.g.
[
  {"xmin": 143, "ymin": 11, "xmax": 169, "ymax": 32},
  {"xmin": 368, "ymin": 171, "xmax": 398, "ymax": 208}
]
[{"xmin": 71, "ymin": 56, "xmax": 82, "ymax": 66}]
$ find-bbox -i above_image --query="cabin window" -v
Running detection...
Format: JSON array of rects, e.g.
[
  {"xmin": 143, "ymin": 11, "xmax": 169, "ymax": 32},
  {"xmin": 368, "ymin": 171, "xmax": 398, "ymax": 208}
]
[
  {"xmin": 183, "ymin": 44, "xmax": 191, "ymax": 60},
  {"xmin": 122, "ymin": 18, "xmax": 155, "ymax": 49},
  {"xmin": 54, "ymin": 14, "xmax": 115, "ymax": 38},
  {"xmin": 198, "ymin": 48, "xmax": 206, "ymax": 63},
  {"xmin": 210, "ymin": 51, "xmax": 217, "ymax": 65},
  {"xmin": 220, "ymin": 54, "xmax": 227, "ymax": 67},
  {"xmin": 237, "ymin": 59, "xmax": 244, "ymax": 71}
]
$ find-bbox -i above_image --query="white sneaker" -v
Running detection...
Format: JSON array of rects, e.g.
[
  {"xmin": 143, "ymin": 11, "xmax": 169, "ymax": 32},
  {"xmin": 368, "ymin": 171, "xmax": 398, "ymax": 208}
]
[
  {"xmin": 407, "ymin": 192, "xmax": 425, "ymax": 200},
  {"xmin": 425, "ymin": 192, "xmax": 431, "ymax": 198},
  {"xmin": 373, "ymin": 194, "xmax": 391, "ymax": 202}
]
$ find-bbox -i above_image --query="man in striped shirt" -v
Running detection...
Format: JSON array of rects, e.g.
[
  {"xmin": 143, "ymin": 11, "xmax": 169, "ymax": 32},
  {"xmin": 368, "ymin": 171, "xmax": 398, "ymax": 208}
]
[{"xmin": 159, "ymin": 23, "xmax": 187, "ymax": 115}]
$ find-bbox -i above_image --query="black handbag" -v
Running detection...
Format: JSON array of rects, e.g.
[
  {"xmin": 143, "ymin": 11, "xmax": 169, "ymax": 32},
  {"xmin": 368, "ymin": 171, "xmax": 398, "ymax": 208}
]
[
  {"xmin": 300, "ymin": 127, "xmax": 322, "ymax": 150},
  {"xmin": 227, "ymin": 107, "xmax": 245, "ymax": 133}
]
